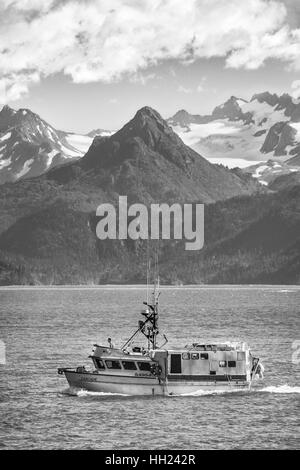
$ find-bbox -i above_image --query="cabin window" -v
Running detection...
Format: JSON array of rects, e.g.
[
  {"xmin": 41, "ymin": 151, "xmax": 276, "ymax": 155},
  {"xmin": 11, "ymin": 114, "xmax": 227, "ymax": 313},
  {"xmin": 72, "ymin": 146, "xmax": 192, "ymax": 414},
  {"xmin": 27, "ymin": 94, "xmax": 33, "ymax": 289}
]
[
  {"xmin": 210, "ymin": 371, "xmax": 216, "ymax": 375},
  {"xmin": 94, "ymin": 358, "xmax": 105, "ymax": 370},
  {"xmin": 182, "ymin": 352, "xmax": 190, "ymax": 360},
  {"xmin": 219, "ymin": 361, "xmax": 227, "ymax": 367},
  {"xmin": 170, "ymin": 354, "xmax": 182, "ymax": 373},
  {"xmin": 228, "ymin": 361, "xmax": 236, "ymax": 368},
  {"xmin": 137, "ymin": 362, "xmax": 151, "ymax": 371},
  {"xmin": 105, "ymin": 360, "xmax": 122, "ymax": 369},
  {"xmin": 191, "ymin": 353, "xmax": 199, "ymax": 360},
  {"xmin": 200, "ymin": 353, "xmax": 208, "ymax": 360},
  {"xmin": 122, "ymin": 361, "xmax": 137, "ymax": 370},
  {"xmin": 237, "ymin": 351, "xmax": 245, "ymax": 361}
]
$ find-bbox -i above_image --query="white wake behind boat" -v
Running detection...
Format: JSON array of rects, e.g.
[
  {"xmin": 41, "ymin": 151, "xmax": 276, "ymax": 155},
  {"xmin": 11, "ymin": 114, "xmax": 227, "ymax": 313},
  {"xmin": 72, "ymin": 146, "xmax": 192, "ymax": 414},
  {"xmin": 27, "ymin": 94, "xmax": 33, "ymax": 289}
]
[{"xmin": 58, "ymin": 279, "xmax": 264, "ymax": 396}]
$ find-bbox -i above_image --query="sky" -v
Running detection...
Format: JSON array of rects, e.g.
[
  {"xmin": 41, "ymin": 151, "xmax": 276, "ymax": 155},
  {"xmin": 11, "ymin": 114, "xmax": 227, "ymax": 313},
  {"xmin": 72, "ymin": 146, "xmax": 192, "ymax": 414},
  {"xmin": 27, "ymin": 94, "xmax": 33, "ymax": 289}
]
[{"xmin": 0, "ymin": 0, "xmax": 300, "ymax": 133}]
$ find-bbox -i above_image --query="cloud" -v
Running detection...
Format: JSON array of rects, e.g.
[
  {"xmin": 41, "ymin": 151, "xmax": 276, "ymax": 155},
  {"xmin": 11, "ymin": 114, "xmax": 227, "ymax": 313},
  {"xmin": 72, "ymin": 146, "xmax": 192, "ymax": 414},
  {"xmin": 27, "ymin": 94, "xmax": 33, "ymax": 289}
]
[
  {"xmin": 291, "ymin": 79, "xmax": 300, "ymax": 99},
  {"xmin": 0, "ymin": 72, "xmax": 39, "ymax": 103},
  {"xmin": 177, "ymin": 85, "xmax": 193, "ymax": 94},
  {"xmin": 278, "ymin": 0, "xmax": 300, "ymax": 28},
  {"xmin": 0, "ymin": 0, "xmax": 300, "ymax": 102},
  {"xmin": 178, "ymin": 76, "xmax": 206, "ymax": 94},
  {"xmin": 197, "ymin": 76, "xmax": 207, "ymax": 93},
  {"xmin": 131, "ymin": 72, "xmax": 157, "ymax": 85}
]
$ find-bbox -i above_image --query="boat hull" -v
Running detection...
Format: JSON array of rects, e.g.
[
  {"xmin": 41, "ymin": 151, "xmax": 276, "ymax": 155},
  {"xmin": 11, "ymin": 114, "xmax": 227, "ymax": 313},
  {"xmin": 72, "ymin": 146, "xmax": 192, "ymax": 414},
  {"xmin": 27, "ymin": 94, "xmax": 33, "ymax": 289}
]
[{"xmin": 62, "ymin": 370, "xmax": 250, "ymax": 396}]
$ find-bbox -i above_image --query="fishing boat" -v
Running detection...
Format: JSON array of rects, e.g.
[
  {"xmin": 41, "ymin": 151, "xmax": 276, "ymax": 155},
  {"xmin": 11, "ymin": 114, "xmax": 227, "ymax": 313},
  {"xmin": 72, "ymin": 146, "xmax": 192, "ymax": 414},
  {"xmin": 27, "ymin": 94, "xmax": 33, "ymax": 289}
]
[{"xmin": 58, "ymin": 278, "xmax": 264, "ymax": 396}]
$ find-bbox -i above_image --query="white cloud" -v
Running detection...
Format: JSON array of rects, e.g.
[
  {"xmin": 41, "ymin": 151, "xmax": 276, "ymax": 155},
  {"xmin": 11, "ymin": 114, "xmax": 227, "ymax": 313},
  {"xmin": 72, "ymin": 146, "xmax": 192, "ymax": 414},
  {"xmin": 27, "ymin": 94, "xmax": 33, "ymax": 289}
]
[
  {"xmin": 131, "ymin": 72, "xmax": 157, "ymax": 85},
  {"xmin": 0, "ymin": 72, "xmax": 39, "ymax": 103},
  {"xmin": 0, "ymin": 0, "xmax": 300, "ymax": 102},
  {"xmin": 197, "ymin": 76, "xmax": 207, "ymax": 93},
  {"xmin": 177, "ymin": 85, "xmax": 192, "ymax": 94},
  {"xmin": 1, "ymin": 0, "xmax": 54, "ymax": 10},
  {"xmin": 291, "ymin": 79, "xmax": 300, "ymax": 99}
]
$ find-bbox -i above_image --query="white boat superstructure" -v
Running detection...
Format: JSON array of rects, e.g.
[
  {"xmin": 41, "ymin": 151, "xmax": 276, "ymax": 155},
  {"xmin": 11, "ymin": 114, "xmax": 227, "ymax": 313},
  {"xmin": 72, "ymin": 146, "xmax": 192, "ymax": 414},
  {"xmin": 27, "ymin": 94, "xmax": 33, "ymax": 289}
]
[{"xmin": 58, "ymin": 280, "xmax": 264, "ymax": 396}]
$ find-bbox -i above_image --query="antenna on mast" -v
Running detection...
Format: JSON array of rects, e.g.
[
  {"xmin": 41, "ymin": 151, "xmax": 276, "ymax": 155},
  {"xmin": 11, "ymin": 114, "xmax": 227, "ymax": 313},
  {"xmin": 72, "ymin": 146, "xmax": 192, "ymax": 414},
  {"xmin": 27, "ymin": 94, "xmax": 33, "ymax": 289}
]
[
  {"xmin": 151, "ymin": 242, "xmax": 160, "ymax": 349},
  {"xmin": 122, "ymin": 241, "xmax": 162, "ymax": 352}
]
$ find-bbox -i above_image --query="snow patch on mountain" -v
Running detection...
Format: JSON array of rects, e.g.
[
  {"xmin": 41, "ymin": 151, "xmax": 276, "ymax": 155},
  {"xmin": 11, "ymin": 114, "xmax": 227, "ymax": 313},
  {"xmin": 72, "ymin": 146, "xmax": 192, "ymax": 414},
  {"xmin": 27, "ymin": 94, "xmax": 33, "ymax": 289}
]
[
  {"xmin": 174, "ymin": 120, "xmax": 240, "ymax": 144},
  {"xmin": 239, "ymin": 100, "xmax": 286, "ymax": 126},
  {"xmin": 46, "ymin": 149, "xmax": 59, "ymax": 168},
  {"xmin": 0, "ymin": 157, "xmax": 11, "ymax": 170},
  {"xmin": 253, "ymin": 165, "xmax": 268, "ymax": 178},
  {"xmin": 188, "ymin": 123, "xmax": 267, "ymax": 162},
  {"xmin": 290, "ymin": 122, "xmax": 300, "ymax": 140},
  {"xmin": 16, "ymin": 158, "xmax": 34, "ymax": 179},
  {"xmin": 86, "ymin": 128, "xmax": 114, "ymax": 138},
  {"xmin": 243, "ymin": 159, "xmax": 300, "ymax": 186},
  {"xmin": 1, "ymin": 132, "xmax": 11, "ymax": 141},
  {"xmin": 65, "ymin": 134, "xmax": 93, "ymax": 153},
  {"xmin": 59, "ymin": 144, "xmax": 82, "ymax": 158},
  {"xmin": 206, "ymin": 157, "xmax": 263, "ymax": 169},
  {"xmin": 168, "ymin": 92, "xmax": 300, "ymax": 168}
]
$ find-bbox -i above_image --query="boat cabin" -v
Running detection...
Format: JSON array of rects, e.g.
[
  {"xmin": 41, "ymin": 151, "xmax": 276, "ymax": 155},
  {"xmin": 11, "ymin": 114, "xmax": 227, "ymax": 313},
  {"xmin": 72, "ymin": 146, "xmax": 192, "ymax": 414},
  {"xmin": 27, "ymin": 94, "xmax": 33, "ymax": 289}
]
[
  {"xmin": 161, "ymin": 342, "xmax": 251, "ymax": 382},
  {"xmin": 89, "ymin": 341, "xmax": 251, "ymax": 383}
]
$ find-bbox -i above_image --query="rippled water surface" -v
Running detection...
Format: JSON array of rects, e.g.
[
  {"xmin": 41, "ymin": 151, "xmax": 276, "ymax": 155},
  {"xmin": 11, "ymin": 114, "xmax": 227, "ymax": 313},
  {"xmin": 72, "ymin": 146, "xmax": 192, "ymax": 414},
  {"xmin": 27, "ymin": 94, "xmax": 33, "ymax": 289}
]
[{"xmin": 0, "ymin": 285, "xmax": 299, "ymax": 449}]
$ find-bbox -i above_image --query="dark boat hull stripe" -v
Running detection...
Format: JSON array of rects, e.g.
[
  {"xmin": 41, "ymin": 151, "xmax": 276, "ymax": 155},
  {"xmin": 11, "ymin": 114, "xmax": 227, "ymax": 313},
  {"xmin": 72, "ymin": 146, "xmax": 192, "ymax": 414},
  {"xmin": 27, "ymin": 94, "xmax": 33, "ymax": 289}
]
[{"xmin": 167, "ymin": 374, "xmax": 247, "ymax": 382}]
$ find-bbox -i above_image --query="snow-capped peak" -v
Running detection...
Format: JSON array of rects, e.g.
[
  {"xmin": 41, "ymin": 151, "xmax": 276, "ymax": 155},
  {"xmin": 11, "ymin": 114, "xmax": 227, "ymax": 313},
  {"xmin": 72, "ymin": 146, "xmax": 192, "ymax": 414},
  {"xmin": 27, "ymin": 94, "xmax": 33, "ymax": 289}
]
[
  {"xmin": 0, "ymin": 105, "xmax": 96, "ymax": 184},
  {"xmin": 168, "ymin": 91, "xmax": 300, "ymax": 168}
]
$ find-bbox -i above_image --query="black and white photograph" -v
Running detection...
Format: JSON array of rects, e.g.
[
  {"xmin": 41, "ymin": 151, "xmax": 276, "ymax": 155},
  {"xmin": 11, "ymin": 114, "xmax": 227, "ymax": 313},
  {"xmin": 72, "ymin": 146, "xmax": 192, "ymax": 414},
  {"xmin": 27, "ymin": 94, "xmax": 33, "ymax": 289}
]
[{"xmin": 0, "ymin": 0, "xmax": 299, "ymax": 454}]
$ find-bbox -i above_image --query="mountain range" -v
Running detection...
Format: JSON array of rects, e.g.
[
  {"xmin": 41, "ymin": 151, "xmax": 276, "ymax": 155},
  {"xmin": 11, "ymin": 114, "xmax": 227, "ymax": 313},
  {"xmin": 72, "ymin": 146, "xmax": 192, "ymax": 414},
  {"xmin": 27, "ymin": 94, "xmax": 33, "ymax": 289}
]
[
  {"xmin": 0, "ymin": 105, "xmax": 111, "ymax": 184},
  {"xmin": 1, "ymin": 91, "xmax": 300, "ymax": 187},
  {"xmin": 168, "ymin": 92, "xmax": 300, "ymax": 181},
  {"xmin": 0, "ymin": 105, "xmax": 299, "ymax": 285}
]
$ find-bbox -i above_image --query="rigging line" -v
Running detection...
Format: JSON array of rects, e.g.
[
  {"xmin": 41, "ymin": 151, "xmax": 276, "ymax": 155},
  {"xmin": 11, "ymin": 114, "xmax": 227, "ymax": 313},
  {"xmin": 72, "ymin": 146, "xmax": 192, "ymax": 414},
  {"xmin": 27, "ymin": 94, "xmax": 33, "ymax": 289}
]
[
  {"xmin": 146, "ymin": 237, "xmax": 150, "ymax": 305},
  {"xmin": 121, "ymin": 311, "xmax": 155, "ymax": 350}
]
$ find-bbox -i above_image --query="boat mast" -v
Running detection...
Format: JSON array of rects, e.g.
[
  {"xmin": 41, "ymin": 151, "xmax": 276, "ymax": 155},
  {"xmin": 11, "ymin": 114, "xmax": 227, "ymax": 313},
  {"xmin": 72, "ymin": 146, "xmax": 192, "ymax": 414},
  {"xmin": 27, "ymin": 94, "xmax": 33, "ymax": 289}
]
[
  {"xmin": 151, "ymin": 248, "xmax": 160, "ymax": 349},
  {"xmin": 121, "ymin": 242, "xmax": 160, "ymax": 351}
]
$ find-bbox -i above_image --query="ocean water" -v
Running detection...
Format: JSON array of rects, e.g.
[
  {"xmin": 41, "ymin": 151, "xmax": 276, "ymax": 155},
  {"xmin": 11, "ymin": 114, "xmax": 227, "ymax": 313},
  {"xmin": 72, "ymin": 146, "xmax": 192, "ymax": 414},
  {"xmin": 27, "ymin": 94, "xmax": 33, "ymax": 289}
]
[{"xmin": 0, "ymin": 285, "xmax": 299, "ymax": 450}]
